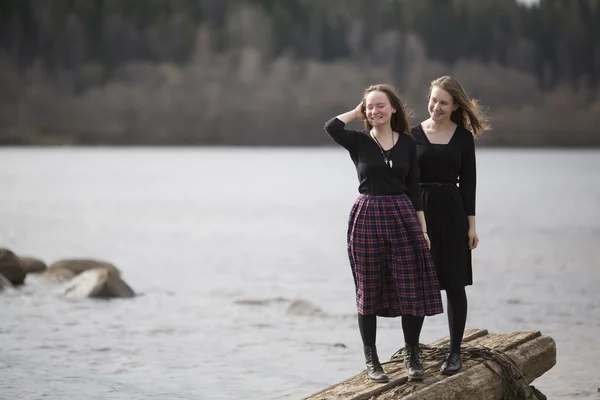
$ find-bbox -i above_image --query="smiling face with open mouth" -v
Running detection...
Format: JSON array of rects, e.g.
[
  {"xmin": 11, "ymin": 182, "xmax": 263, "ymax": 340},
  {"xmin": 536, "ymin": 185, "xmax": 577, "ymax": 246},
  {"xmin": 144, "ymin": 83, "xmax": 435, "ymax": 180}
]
[
  {"xmin": 365, "ymin": 90, "xmax": 396, "ymax": 127},
  {"xmin": 428, "ymin": 86, "xmax": 457, "ymax": 123}
]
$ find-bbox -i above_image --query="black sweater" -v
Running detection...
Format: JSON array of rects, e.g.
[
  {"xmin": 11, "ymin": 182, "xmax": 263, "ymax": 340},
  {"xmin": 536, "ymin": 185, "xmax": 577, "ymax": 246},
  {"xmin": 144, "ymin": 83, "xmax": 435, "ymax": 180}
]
[{"xmin": 324, "ymin": 117, "xmax": 423, "ymax": 211}]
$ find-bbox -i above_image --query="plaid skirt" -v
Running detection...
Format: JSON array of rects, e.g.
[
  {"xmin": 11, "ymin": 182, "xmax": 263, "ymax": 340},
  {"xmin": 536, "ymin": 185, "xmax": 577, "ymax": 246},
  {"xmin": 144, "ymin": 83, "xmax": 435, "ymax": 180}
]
[{"xmin": 347, "ymin": 194, "xmax": 443, "ymax": 317}]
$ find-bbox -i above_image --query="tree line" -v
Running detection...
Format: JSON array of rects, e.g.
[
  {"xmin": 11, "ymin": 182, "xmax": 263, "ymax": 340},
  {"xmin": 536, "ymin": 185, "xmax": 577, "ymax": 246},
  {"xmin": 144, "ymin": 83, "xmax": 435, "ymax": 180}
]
[
  {"xmin": 2, "ymin": 0, "xmax": 598, "ymax": 92},
  {"xmin": 0, "ymin": 0, "xmax": 599, "ymax": 146}
]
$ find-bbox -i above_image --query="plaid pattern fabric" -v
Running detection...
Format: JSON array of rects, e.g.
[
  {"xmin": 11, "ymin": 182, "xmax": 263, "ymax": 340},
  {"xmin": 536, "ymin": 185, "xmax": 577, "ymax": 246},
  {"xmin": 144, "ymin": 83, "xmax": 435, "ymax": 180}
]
[{"xmin": 347, "ymin": 194, "xmax": 443, "ymax": 317}]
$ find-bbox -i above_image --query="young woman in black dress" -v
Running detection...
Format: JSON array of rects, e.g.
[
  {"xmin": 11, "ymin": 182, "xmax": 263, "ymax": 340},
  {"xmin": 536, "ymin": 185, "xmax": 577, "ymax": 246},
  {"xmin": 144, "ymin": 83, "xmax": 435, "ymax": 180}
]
[
  {"xmin": 325, "ymin": 84, "xmax": 443, "ymax": 382},
  {"xmin": 411, "ymin": 76, "xmax": 490, "ymax": 375}
]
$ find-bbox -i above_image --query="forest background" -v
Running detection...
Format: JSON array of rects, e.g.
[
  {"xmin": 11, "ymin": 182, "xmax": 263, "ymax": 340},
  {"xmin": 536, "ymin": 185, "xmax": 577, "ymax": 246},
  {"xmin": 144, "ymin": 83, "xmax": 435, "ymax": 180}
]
[{"xmin": 1, "ymin": 0, "xmax": 598, "ymax": 147}]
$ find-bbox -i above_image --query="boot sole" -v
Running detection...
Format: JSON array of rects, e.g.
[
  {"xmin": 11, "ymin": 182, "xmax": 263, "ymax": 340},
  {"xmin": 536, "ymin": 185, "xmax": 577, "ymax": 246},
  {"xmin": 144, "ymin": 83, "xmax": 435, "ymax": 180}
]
[
  {"xmin": 441, "ymin": 368, "xmax": 462, "ymax": 376},
  {"xmin": 407, "ymin": 374, "xmax": 424, "ymax": 381},
  {"xmin": 365, "ymin": 373, "xmax": 389, "ymax": 383}
]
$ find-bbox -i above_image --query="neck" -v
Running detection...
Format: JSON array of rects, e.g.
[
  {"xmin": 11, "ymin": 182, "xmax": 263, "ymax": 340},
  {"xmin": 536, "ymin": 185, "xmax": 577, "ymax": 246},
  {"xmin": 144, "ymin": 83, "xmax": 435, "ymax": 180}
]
[
  {"xmin": 371, "ymin": 124, "xmax": 393, "ymax": 138},
  {"xmin": 427, "ymin": 117, "xmax": 455, "ymax": 131}
]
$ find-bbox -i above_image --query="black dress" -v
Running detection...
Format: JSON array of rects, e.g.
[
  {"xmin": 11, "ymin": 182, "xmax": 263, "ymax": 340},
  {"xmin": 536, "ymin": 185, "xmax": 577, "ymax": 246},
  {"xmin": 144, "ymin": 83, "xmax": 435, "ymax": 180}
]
[{"xmin": 411, "ymin": 124, "xmax": 476, "ymax": 290}]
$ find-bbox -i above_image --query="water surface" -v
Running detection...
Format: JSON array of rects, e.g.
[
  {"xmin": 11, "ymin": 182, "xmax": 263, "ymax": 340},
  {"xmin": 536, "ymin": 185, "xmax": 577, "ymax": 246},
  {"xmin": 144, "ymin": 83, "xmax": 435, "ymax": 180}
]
[{"xmin": 1, "ymin": 147, "xmax": 599, "ymax": 399}]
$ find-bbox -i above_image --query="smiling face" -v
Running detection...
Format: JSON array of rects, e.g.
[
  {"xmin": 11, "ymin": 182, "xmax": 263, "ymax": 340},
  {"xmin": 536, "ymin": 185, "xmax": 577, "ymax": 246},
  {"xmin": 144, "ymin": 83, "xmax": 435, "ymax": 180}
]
[
  {"xmin": 428, "ymin": 86, "xmax": 457, "ymax": 123},
  {"xmin": 364, "ymin": 90, "xmax": 396, "ymax": 127}
]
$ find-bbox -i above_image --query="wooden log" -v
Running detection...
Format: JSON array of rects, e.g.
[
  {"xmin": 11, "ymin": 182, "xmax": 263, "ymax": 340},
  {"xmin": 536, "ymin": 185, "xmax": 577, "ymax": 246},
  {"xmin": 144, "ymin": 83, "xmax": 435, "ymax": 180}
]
[
  {"xmin": 376, "ymin": 331, "xmax": 543, "ymax": 400},
  {"xmin": 302, "ymin": 329, "xmax": 488, "ymax": 400},
  {"xmin": 303, "ymin": 330, "xmax": 556, "ymax": 400},
  {"xmin": 396, "ymin": 335, "xmax": 556, "ymax": 400},
  {"xmin": 425, "ymin": 329, "xmax": 489, "ymax": 348}
]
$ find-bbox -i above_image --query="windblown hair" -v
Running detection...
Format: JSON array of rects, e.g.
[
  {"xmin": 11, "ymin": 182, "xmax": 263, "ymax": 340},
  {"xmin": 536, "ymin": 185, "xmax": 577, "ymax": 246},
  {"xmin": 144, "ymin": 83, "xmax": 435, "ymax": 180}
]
[
  {"xmin": 362, "ymin": 84, "xmax": 412, "ymax": 135},
  {"xmin": 429, "ymin": 76, "xmax": 491, "ymax": 137}
]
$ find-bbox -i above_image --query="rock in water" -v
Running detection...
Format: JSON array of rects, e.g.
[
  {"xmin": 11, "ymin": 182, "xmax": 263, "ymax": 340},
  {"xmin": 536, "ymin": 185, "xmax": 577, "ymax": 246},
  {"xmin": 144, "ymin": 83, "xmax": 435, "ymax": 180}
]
[
  {"xmin": 95, "ymin": 272, "xmax": 136, "ymax": 298},
  {"xmin": 285, "ymin": 299, "xmax": 328, "ymax": 317},
  {"xmin": 18, "ymin": 256, "xmax": 47, "ymax": 274},
  {"xmin": 0, "ymin": 248, "xmax": 26, "ymax": 285},
  {"xmin": 59, "ymin": 268, "xmax": 109, "ymax": 299},
  {"xmin": 48, "ymin": 259, "xmax": 121, "ymax": 276},
  {"xmin": 235, "ymin": 297, "xmax": 289, "ymax": 306},
  {"xmin": 41, "ymin": 268, "xmax": 78, "ymax": 283},
  {"xmin": 0, "ymin": 273, "xmax": 14, "ymax": 291},
  {"xmin": 58, "ymin": 268, "xmax": 136, "ymax": 299}
]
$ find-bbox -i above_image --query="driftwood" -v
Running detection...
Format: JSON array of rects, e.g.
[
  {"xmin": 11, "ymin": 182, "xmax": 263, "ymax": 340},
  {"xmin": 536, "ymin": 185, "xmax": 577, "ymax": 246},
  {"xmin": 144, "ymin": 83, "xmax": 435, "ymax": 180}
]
[{"xmin": 304, "ymin": 329, "xmax": 556, "ymax": 400}]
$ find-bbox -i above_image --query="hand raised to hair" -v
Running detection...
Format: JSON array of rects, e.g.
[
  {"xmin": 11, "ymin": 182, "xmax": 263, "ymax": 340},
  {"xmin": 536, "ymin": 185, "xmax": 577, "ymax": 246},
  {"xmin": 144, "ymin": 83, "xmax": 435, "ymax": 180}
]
[{"xmin": 353, "ymin": 102, "xmax": 366, "ymax": 121}]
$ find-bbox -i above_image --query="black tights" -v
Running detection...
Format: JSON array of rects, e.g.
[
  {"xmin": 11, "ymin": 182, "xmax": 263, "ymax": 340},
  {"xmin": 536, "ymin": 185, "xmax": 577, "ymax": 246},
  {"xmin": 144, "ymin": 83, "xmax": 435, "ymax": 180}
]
[
  {"xmin": 357, "ymin": 288, "xmax": 467, "ymax": 352},
  {"xmin": 358, "ymin": 313, "xmax": 424, "ymax": 347},
  {"xmin": 446, "ymin": 288, "xmax": 468, "ymax": 354}
]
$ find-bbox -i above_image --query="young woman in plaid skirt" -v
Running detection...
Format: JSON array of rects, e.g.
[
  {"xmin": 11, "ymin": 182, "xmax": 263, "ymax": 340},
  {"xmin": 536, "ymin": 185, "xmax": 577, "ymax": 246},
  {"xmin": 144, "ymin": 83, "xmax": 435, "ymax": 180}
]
[
  {"xmin": 324, "ymin": 84, "xmax": 443, "ymax": 383},
  {"xmin": 411, "ymin": 76, "xmax": 490, "ymax": 375}
]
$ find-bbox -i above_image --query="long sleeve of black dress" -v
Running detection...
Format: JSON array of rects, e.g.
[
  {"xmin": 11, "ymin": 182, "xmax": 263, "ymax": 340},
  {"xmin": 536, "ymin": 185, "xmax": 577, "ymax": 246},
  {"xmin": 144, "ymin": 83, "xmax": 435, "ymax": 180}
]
[
  {"xmin": 459, "ymin": 134, "xmax": 476, "ymax": 216},
  {"xmin": 406, "ymin": 141, "xmax": 423, "ymax": 211}
]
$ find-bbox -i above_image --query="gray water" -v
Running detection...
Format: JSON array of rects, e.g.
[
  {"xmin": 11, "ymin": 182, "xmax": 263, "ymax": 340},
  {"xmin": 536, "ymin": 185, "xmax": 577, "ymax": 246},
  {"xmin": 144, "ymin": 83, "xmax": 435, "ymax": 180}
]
[{"xmin": 1, "ymin": 147, "xmax": 599, "ymax": 400}]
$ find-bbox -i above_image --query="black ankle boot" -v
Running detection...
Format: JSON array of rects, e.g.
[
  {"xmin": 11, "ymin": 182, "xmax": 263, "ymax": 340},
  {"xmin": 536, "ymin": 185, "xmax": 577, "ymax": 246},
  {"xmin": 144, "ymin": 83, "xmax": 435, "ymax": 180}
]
[
  {"xmin": 363, "ymin": 346, "xmax": 389, "ymax": 383},
  {"xmin": 403, "ymin": 343, "xmax": 424, "ymax": 380},
  {"xmin": 441, "ymin": 352, "xmax": 463, "ymax": 375}
]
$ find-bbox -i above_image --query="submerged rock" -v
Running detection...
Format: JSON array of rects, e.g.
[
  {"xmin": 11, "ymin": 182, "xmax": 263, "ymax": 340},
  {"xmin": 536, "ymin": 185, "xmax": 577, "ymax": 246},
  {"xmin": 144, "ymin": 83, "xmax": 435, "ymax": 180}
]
[
  {"xmin": 60, "ymin": 268, "xmax": 108, "ymax": 299},
  {"xmin": 0, "ymin": 248, "xmax": 26, "ymax": 285},
  {"xmin": 58, "ymin": 268, "xmax": 135, "ymax": 299},
  {"xmin": 0, "ymin": 273, "xmax": 13, "ymax": 291},
  {"xmin": 94, "ymin": 271, "xmax": 136, "ymax": 299},
  {"xmin": 48, "ymin": 259, "xmax": 121, "ymax": 276},
  {"xmin": 18, "ymin": 256, "xmax": 47, "ymax": 274},
  {"xmin": 40, "ymin": 267, "xmax": 78, "ymax": 283},
  {"xmin": 285, "ymin": 299, "xmax": 328, "ymax": 317},
  {"xmin": 234, "ymin": 297, "xmax": 288, "ymax": 306}
]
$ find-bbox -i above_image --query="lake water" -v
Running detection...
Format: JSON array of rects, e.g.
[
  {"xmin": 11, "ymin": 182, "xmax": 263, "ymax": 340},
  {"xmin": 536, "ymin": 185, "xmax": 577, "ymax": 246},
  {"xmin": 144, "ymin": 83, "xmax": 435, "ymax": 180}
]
[{"xmin": 1, "ymin": 147, "xmax": 599, "ymax": 400}]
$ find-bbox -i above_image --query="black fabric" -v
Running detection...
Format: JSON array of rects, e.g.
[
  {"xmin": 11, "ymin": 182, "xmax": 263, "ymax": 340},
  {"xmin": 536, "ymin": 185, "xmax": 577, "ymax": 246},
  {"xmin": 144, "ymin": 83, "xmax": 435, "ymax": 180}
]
[
  {"xmin": 446, "ymin": 288, "xmax": 468, "ymax": 354},
  {"xmin": 358, "ymin": 313, "xmax": 425, "ymax": 347},
  {"xmin": 358, "ymin": 313, "xmax": 377, "ymax": 347},
  {"xmin": 411, "ymin": 124, "xmax": 476, "ymax": 215},
  {"xmin": 401, "ymin": 314, "xmax": 425, "ymax": 345},
  {"xmin": 411, "ymin": 124, "xmax": 476, "ymax": 289},
  {"xmin": 325, "ymin": 118, "xmax": 423, "ymax": 211}
]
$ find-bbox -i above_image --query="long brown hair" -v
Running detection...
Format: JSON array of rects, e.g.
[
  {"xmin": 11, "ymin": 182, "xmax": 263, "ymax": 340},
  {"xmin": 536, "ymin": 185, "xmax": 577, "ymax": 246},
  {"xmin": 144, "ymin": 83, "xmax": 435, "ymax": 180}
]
[
  {"xmin": 362, "ymin": 84, "xmax": 411, "ymax": 135},
  {"xmin": 429, "ymin": 76, "xmax": 491, "ymax": 137}
]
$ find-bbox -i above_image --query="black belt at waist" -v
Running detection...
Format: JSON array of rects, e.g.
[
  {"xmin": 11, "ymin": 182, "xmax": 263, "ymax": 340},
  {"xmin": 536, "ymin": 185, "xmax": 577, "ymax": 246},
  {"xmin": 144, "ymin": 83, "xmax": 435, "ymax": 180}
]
[{"xmin": 420, "ymin": 182, "xmax": 457, "ymax": 187}]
